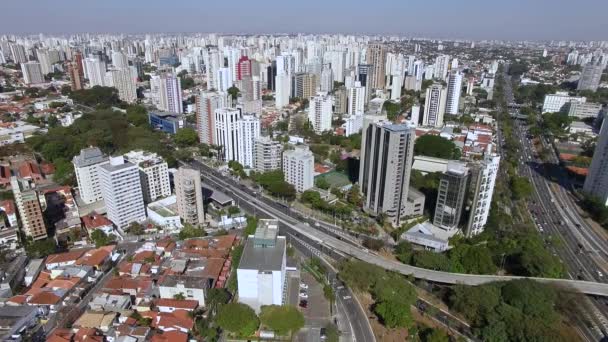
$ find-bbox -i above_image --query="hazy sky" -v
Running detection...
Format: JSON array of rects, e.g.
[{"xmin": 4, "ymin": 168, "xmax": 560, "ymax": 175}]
[{"xmin": 2, "ymin": 0, "xmax": 606, "ymax": 41}]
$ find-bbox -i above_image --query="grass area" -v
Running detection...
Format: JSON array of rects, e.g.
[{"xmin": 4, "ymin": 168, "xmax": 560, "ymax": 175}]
[{"xmin": 314, "ymin": 171, "xmax": 351, "ymax": 188}]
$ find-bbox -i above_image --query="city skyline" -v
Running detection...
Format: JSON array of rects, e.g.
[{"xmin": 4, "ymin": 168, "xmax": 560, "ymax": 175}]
[{"xmin": 2, "ymin": 0, "xmax": 607, "ymax": 41}]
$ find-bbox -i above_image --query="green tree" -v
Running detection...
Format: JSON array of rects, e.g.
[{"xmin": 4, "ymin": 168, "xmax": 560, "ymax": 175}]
[
  {"xmin": 374, "ymin": 301, "xmax": 413, "ymax": 328},
  {"xmin": 394, "ymin": 241, "xmax": 414, "ymax": 264},
  {"xmin": 448, "ymin": 245, "xmax": 497, "ymax": 274},
  {"xmin": 173, "ymin": 293, "xmax": 186, "ymax": 300},
  {"xmin": 178, "ymin": 223, "xmax": 206, "ymax": 240},
  {"xmin": 510, "ymin": 176, "xmax": 533, "ymax": 200},
  {"xmin": 227, "ymin": 86, "xmax": 240, "ymax": 101},
  {"xmin": 90, "ymin": 230, "xmax": 112, "ymax": 247},
  {"xmin": 338, "ymin": 259, "xmax": 384, "ymax": 292},
  {"xmin": 216, "ymin": 303, "xmax": 259, "ymax": 337},
  {"xmin": 174, "ymin": 127, "xmax": 198, "ymax": 147},
  {"xmin": 52, "ymin": 158, "xmax": 75, "ymax": 185},
  {"xmin": 25, "ymin": 238, "xmax": 57, "ymax": 258},
  {"xmin": 346, "ymin": 184, "xmax": 363, "ymax": 207},
  {"xmin": 411, "ymin": 250, "xmax": 450, "ymax": 271},
  {"xmin": 324, "ymin": 323, "xmax": 340, "ymax": 342},
  {"xmin": 126, "ymin": 105, "xmax": 148, "ymax": 127},
  {"xmin": 244, "ymin": 216, "xmax": 258, "ymax": 236},
  {"xmin": 414, "ymin": 135, "xmax": 461, "ymax": 159},
  {"xmin": 180, "ymin": 76, "xmax": 195, "ymax": 89},
  {"xmin": 259, "ymin": 305, "xmax": 305, "ymax": 336},
  {"xmin": 420, "ymin": 328, "xmax": 449, "ymax": 342},
  {"xmin": 315, "ymin": 177, "xmax": 330, "ymax": 190},
  {"xmin": 128, "ymin": 222, "xmax": 145, "ymax": 235}
]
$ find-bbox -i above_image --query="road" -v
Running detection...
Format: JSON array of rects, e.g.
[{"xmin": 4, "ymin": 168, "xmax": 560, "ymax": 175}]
[{"xmin": 500, "ymin": 65, "xmax": 608, "ymax": 340}]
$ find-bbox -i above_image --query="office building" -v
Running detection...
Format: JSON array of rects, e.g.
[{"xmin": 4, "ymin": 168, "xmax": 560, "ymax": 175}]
[
  {"xmin": 445, "ymin": 72, "xmax": 463, "ymax": 115},
  {"xmin": 196, "ymin": 91, "xmax": 228, "ymax": 145},
  {"xmin": 106, "ymin": 68, "xmax": 137, "ymax": 103},
  {"xmin": 72, "ymin": 147, "xmax": 109, "ymax": 204},
  {"xmin": 348, "ymin": 81, "xmax": 365, "ymax": 115},
  {"xmin": 542, "ymin": 92, "xmax": 586, "ymax": 113},
  {"xmin": 275, "ymin": 73, "xmax": 290, "ymax": 109},
  {"xmin": 124, "ymin": 150, "xmax": 171, "ymax": 203},
  {"xmin": 308, "ymin": 92, "xmax": 333, "ymax": 133},
  {"xmin": 283, "ymin": 145, "xmax": 314, "ymax": 193},
  {"xmin": 359, "ymin": 121, "xmax": 416, "ymax": 226},
  {"xmin": 253, "ymin": 137, "xmax": 283, "ymax": 173},
  {"xmin": 366, "ymin": 43, "xmax": 387, "ymax": 89},
  {"xmin": 434, "ymin": 162, "xmax": 469, "ymax": 230},
  {"xmin": 174, "ymin": 167, "xmax": 205, "ymax": 226},
  {"xmin": 567, "ymin": 102, "xmax": 603, "ymax": 119},
  {"xmin": 214, "ymin": 108, "xmax": 260, "ymax": 167},
  {"xmin": 159, "ymin": 72, "xmax": 183, "ymax": 113},
  {"xmin": 584, "ymin": 120, "xmax": 608, "ymax": 206},
  {"xmin": 465, "ymin": 154, "xmax": 500, "ymax": 237},
  {"xmin": 148, "ymin": 111, "xmax": 184, "ymax": 134},
  {"xmin": 578, "ymin": 62, "xmax": 604, "ymax": 91},
  {"xmin": 10, "ymin": 177, "xmax": 46, "ymax": 241},
  {"xmin": 20, "ymin": 62, "xmax": 44, "ymax": 85},
  {"xmin": 237, "ymin": 219, "xmax": 286, "ymax": 312},
  {"xmin": 98, "ymin": 156, "xmax": 146, "ymax": 229},
  {"xmin": 423, "ymin": 83, "xmax": 447, "ymax": 127}
]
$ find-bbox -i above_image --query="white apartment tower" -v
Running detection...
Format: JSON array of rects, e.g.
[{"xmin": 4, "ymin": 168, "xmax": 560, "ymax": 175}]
[
  {"xmin": 253, "ymin": 137, "xmax": 283, "ymax": 173},
  {"xmin": 465, "ymin": 153, "xmax": 500, "ymax": 237},
  {"xmin": 348, "ymin": 81, "xmax": 365, "ymax": 115},
  {"xmin": 423, "ymin": 84, "xmax": 447, "ymax": 127},
  {"xmin": 283, "ymin": 145, "xmax": 314, "ymax": 193},
  {"xmin": 159, "ymin": 72, "xmax": 183, "ymax": 113},
  {"xmin": 308, "ymin": 92, "xmax": 333, "ymax": 133},
  {"xmin": 84, "ymin": 58, "xmax": 107, "ymax": 87},
  {"xmin": 21, "ymin": 62, "xmax": 44, "ymax": 85},
  {"xmin": 106, "ymin": 68, "xmax": 137, "ymax": 103},
  {"xmin": 275, "ymin": 73, "xmax": 290, "ymax": 109},
  {"xmin": 73, "ymin": 147, "xmax": 109, "ymax": 204},
  {"xmin": 124, "ymin": 151, "xmax": 171, "ymax": 203},
  {"xmin": 445, "ymin": 72, "xmax": 463, "ymax": 115},
  {"xmin": 174, "ymin": 167, "xmax": 205, "ymax": 226},
  {"xmin": 98, "ymin": 156, "xmax": 147, "ymax": 229},
  {"xmin": 214, "ymin": 108, "xmax": 260, "ymax": 167}
]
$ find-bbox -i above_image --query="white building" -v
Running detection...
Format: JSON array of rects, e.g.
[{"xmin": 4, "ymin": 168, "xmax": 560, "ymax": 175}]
[
  {"xmin": 214, "ymin": 108, "xmax": 260, "ymax": 167},
  {"xmin": 147, "ymin": 195, "xmax": 183, "ymax": 230},
  {"xmin": 275, "ymin": 73, "xmax": 290, "ymax": 109},
  {"xmin": 106, "ymin": 68, "xmax": 137, "ymax": 103},
  {"xmin": 98, "ymin": 156, "xmax": 146, "ymax": 229},
  {"xmin": 465, "ymin": 153, "xmax": 500, "ymax": 237},
  {"xmin": 253, "ymin": 137, "xmax": 283, "ymax": 173},
  {"xmin": 237, "ymin": 219, "xmax": 286, "ymax": 312},
  {"xmin": 434, "ymin": 55, "xmax": 450, "ymax": 80},
  {"xmin": 159, "ymin": 275, "xmax": 207, "ymax": 306},
  {"xmin": 159, "ymin": 72, "xmax": 183, "ymax": 113},
  {"xmin": 73, "ymin": 147, "xmax": 109, "ymax": 204},
  {"xmin": 21, "ymin": 62, "xmax": 44, "ymax": 85},
  {"xmin": 390, "ymin": 75, "xmax": 402, "ymax": 101},
  {"xmin": 423, "ymin": 84, "xmax": 447, "ymax": 127},
  {"xmin": 84, "ymin": 58, "xmax": 107, "ymax": 87},
  {"xmin": 445, "ymin": 72, "xmax": 463, "ymax": 115},
  {"xmin": 308, "ymin": 92, "xmax": 333, "ymax": 133},
  {"xmin": 342, "ymin": 114, "xmax": 363, "ymax": 136},
  {"xmin": 348, "ymin": 81, "xmax": 365, "ymax": 115},
  {"xmin": 124, "ymin": 150, "xmax": 171, "ymax": 203},
  {"xmin": 283, "ymin": 145, "xmax": 314, "ymax": 193},
  {"xmin": 584, "ymin": 120, "xmax": 608, "ymax": 206},
  {"xmin": 217, "ymin": 67, "xmax": 232, "ymax": 92},
  {"xmin": 542, "ymin": 92, "xmax": 587, "ymax": 113}
]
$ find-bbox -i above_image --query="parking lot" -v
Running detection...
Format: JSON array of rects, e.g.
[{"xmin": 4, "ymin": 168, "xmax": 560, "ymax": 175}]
[{"xmin": 295, "ymin": 271, "xmax": 332, "ymax": 342}]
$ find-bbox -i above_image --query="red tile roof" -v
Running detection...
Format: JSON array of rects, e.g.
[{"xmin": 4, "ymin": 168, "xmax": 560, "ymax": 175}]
[
  {"xmin": 81, "ymin": 212, "xmax": 113, "ymax": 230},
  {"xmin": 150, "ymin": 331, "xmax": 188, "ymax": 342},
  {"xmin": 154, "ymin": 298, "xmax": 199, "ymax": 310},
  {"xmin": 0, "ymin": 200, "xmax": 15, "ymax": 215}
]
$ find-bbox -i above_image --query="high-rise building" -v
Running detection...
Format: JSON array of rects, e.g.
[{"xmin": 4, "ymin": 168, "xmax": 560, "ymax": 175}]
[
  {"xmin": 205, "ymin": 47, "xmax": 221, "ymax": 91},
  {"xmin": 67, "ymin": 61, "xmax": 83, "ymax": 90},
  {"xmin": 434, "ymin": 55, "xmax": 450, "ymax": 80},
  {"xmin": 366, "ymin": 42, "xmax": 387, "ymax": 89},
  {"xmin": 308, "ymin": 92, "xmax": 333, "ymax": 133},
  {"xmin": 293, "ymin": 72, "xmax": 317, "ymax": 100},
  {"xmin": 124, "ymin": 151, "xmax": 171, "ymax": 203},
  {"xmin": 434, "ymin": 162, "xmax": 469, "ymax": 230},
  {"xmin": 106, "ymin": 68, "xmax": 137, "ymax": 103},
  {"xmin": 10, "ymin": 177, "xmax": 47, "ymax": 241},
  {"xmin": 359, "ymin": 121, "xmax": 416, "ymax": 226},
  {"xmin": 320, "ymin": 66, "xmax": 333, "ymax": 93},
  {"xmin": 174, "ymin": 167, "xmax": 205, "ymax": 226},
  {"xmin": 20, "ymin": 62, "xmax": 44, "ymax": 85},
  {"xmin": 584, "ymin": 120, "xmax": 608, "ymax": 206},
  {"xmin": 111, "ymin": 51, "xmax": 129, "ymax": 69},
  {"xmin": 423, "ymin": 83, "xmax": 447, "ymax": 127},
  {"xmin": 390, "ymin": 75, "xmax": 402, "ymax": 101},
  {"xmin": 333, "ymin": 87, "xmax": 348, "ymax": 114},
  {"xmin": 283, "ymin": 145, "xmax": 314, "ymax": 193},
  {"xmin": 445, "ymin": 72, "xmax": 463, "ymax": 115},
  {"xmin": 237, "ymin": 56, "xmax": 252, "ymax": 81},
  {"xmin": 36, "ymin": 49, "xmax": 53, "ymax": 75},
  {"xmin": 410, "ymin": 104, "xmax": 421, "ymax": 125},
  {"xmin": 578, "ymin": 62, "xmax": 604, "ymax": 91},
  {"xmin": 196, "ymin": 91, "xmax": 228, "ymax": 145},
  {"xmin": 9, "ymin": 43, "xmax": 27, "ymax": 64},
  {"xmin": 275, "ymin": 73, "xmax": 290, "ymax": 109},
  {"xmin": 99, "ymin": 156, "xmax": 146, "ymax": 229},
  {"xmin": 214, "ymin": 108, "xmax": 260, "ymax": 167},
  {"xmin": 465, "ymin": 154, "xmax": 500, "ymax": 237},
  {"xmin": 159, "ymin": 72, "xmax": 183, "ymax": 113},
  {"xmin": 542, "ymin": 92, "xmax": 587, "ymax": 113},
  {"xmin": 84, "ymin": 58, "xmax": 107, "ymax": 87},
  {"xmin": 253, "ymin": 137, "xmax": 283, "ymax": 173},
  {"xmin": 348, "ymin": 81, "xmax": 365, "ymax": 115},
  {"xmin": 217, "ymin": 67, "xmax": 232, "ymax": 92},
  {"xmin": 73, "ymin": 147, "xmax": 109, "ymax": 204}
]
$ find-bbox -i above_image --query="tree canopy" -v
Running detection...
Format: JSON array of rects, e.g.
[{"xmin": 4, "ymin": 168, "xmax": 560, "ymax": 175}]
[
  {"xmin": 174, "ymin": 127, "xmax": 198, "ymax": 147},
  {"xmin": 259, "ymin": 305, "xmax": 305, "ymax": 336},
  {"xmin": 252, "ymin": 170, "xmax": 296, "ymax": 201},
  {"xmin": 414, "ymin": 135, "xmax": 461, "ymax": 159},
  {"xmin": 69, "ymin": 86, "xmax": 121, "ymax": 108},
  {"xmin": 216, "ymin": 303, "xmax": 259, "ymax": 337}
]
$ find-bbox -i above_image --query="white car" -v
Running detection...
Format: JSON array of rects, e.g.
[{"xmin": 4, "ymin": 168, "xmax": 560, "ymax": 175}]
[
  {"xmin": 299, "ymin": 283, "xmax": 309, "ymax": 289},
  {"xmin": 299, "ymin": 293, "xmax": 308, "ymax": 299},
  {"xmin": 342, "ymin": 295, "xmax": 352, "ymax": 300}
]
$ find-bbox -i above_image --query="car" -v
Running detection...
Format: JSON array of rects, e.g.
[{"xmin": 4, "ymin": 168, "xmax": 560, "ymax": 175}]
[
  {"xmin": 342, "ymin": 295, "xmax": 351, "ymax": 300},
  {"xmin": 299, "ymin": 293, "xmax": 308, "ymax": 299},
  {"xmin": 320, "ymin": 328, "xmax": 327, "ymax": 340},
  {"xmin": 299, "ymin": 300, "xmax": 308, "ymax": 308},
  {"xmin": 299, "ymin": 283, "xmax": 309, "ymax": 289},
  {"xmin": 599, "ymin": 271, "xmax": 604, "ymax": 278}
]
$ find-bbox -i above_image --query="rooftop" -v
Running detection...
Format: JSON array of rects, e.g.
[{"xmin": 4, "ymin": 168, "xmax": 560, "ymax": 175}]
[{"xmin": 73, "ymin": 147, "xmax": 107, "ymax": 168}]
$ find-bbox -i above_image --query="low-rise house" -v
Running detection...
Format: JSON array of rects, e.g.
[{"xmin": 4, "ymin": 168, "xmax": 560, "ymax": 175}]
[
  {"xmin": 154, "ymin": 298, "xmax": 198, "ymax": 313},
  {"xmin": 89, "ymin": 293, "xmax": 132, "ymax": 311},
  {"xmin": 158, "ymin": 275, "xmax": 208, "ymax": 306},
  {"xmin": 73, "ymin": 311, "xmax": 118, "ymax": 333}
]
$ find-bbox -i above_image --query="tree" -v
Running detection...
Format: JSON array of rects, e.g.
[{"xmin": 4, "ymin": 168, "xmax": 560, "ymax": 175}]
[
  {"xmin": 259, "ymin": 305, "xmax": 305, "ymax": 336},
  {"xmin": 362, "ymin": 238, "xmax": 384, "ymax": 251},
  {"xmin": 324, "ymin": 323, "xmax": 340, "ymax": 342},
  {"xmin": 420, "ymin": 328, "xmax": 449, "ymax": 342},
  {"xmin": 52, "ymin": 158, "xmax": 75, "ymax": 186},
  {"xmin": 228, "ymin": 206, "xmax": 240, "ymax": 215},
  {"xmin": 47, "ymin": 115, "xmax": 59, "ymax": 128},
  {"xmin": 411, "ymin": 250, "xmax": 450, "ymax": 271},
  {"xmin": 394, "ymin": 241, "xmax": 414, "ymax": 264},
  {"xmin": 414, "ymin": 135, "xmax": 461, "ymax": 159},
  {"xmin": 216, "ymin": 303, "xmax": 259, "ymax": 337},
  {"xmin": 174, "ymin": 127, "xmax": 198, "ymax": 147},
  {"xmin": 227, "ymin": 86, "xmax": 240, "ymax": 101},
  {"xmin": 69, "ymin": 86, "xmax": 121, "ymax": 107},
  {"xmin": 346, "ymin": 184, "xmax": 363, "ymax": 207},
  {"xmin": 510, "ymin": 176, "xmax": 533, "ymax": 200},
  {"xmin": 178, "ymin": 223, "xmax": 206, "ymax": 240},
  {"xmin": 128, "ymin": 222, "xmax": 145, "ymax": 235},
  {"xmin": 374, "ymin": 301, "xmax": 413, "ymax": 328},
  {"xmin": 25, "ymin": 238, "xmax": 57, "ymax": 258},
  {"xmin": 315, "ymin": 177, "xmax": 330, "ymax": 190},
  {"xmin": 126, "ymin": 105, "xmax": 148, "ymax": 127},
  {"xmin": 206, "ymin": 288, "xmax": 231, "ymax": 308},
  {"xmin": 173, "ymin": 293, "xmax": 186, "ymax": 300},
  {"xmin": 180, "ymin": 76, "xmax": 195, "ymax": 89},
  {"xmin": 244, "ymin": 216, "xmax": 258, "ymax": 236},
  {"xmin": 338, "ymin": 259, "xmax": 385, "ymax": 292},
  {"xmin": 90, "ymin": 230, "xmax": 112, "ymax": 247},
  {"xmin": 448, "ymin": 245, "xmax": 497, "ymax": 274}
]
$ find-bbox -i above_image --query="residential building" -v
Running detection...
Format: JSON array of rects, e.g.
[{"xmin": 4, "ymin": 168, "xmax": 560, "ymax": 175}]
[
  {"xmin": 253, "ymin": 137, "xmax": 283, "ymax": 173},
  {"xmin": 148, "ymin": 111, "xmax": 184, "ymax": 134},
  {"xmin": 124, "ymin": 151, "xmax": 171, "ymax": 203},
  {"xmin": 584, "ymin": 120, "xmax": 608, "ymax": 206},
  {"xmin": 275, "ymin": 73, "xmax": 290, "ymax": 109},
  {"xmin": 73, "ymin": 147, "xmax": 109, "ymax": 204},
  {"xmin": 578, "ymin": 61, "xmax": 604, "ymax": 91},
  {"xmin": 21, "ymin": 61, "xmax": 44, "ymax": 85},
  {"xmin": 237, "ymin": 219, "xmax": 286, "ymax": 312},
  {"xmin": 359, "ymin": 121, "xmax": 416, "ymax": 226},
  {"xmin": 308, "ymin": 92, "xmax": 333, "ymax": 133},
  {"xmin": 106, "ymin": 68, "xmax": 137, "ymax": 103},
  {"xmin": 434, "ymin": 55, "xmax": 450, "ymax": 80},
  {"xmin": 342, "ymin": 114, "xmax": 363, "ymax": 136},
  {"xmin": 366, "ymin": 42, "xmax": 387, "ymax": 89},
  {"xmin": 465, "ymin": 154, "xmax": 500, "ymax": 237},
  {"xmin": 158, "ymin": 72, "xmax": 183, "ymax": 113},
  {"xmin": 567, "ymin": 102, "xmax": 603, "ymax": 119},
  {"xmin": 67, "ymin": 61, "xmax": 83, "ymax": 91},
  {"xmin": 423, "ymin": 83, "xmax": 447, "ymax": 127},
  {"xmin": 196, "ymin": 91, "xmax": 228, "ymax": 145},
  {"xmin": 445, "ymin": 72, "xmax": 463, "ymax": 115},
  {"xmin": 283, "ymin": 145, "xmax": 314, "ymax": 193},
  {"xmin": 333, "ymin": 87, "xmax": 348, "ymax": 114},
  {"xmin": 348, "ymin": 81, "xmax": 365, "ymax": 115},
  {"xmin": 214, "ymin": 108, "xmax": 260, "ymax": 167},
  {"xmin": 98, "ymin": 156, "xmax": 146, "ymax": 229},
  {"xmin": 10, "ymin": 177, "xmax": 47, "ymax": 240},
  {"xmin": 84, "ymin": 58, "xmax": 106, "ymax": 87},
  {"xmin": 158, "ymin": 275, "xmax": 208, "ymax": 306},
  {"xmin": 174, "ymin": 167, "xmax": 205, "ymax": 226},
  {"xmin": 434, "ymin": 162, "xmax": 469, "ymax": 230},
  {"xmin": 542, "ymin": 92, "xmax": 586, "ymax": 113},
  {"xmin": 293, "ymin": 72, "xmax": 317, "ymax": 100}
]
